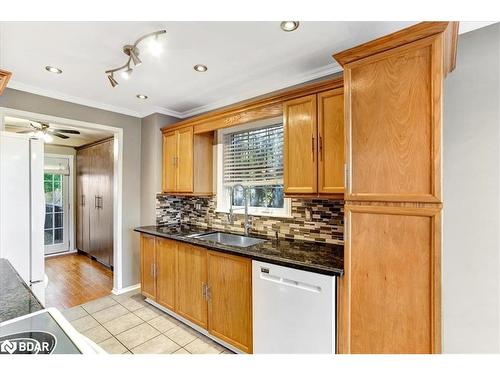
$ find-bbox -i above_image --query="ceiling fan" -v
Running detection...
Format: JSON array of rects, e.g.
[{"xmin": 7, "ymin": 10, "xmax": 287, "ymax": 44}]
[{"xmin": 17, "ymin": 122, "xmax": 80, "ymax": 142}]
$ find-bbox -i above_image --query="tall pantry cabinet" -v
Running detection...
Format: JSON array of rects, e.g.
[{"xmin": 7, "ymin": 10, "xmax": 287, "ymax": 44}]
[
  {"xmin": 333, "ymin": 22, "xmax": 458, "ymax": 354},
  {"xmin": 76, "ymin": 138, "xmax": 114, "ymax": 267}
]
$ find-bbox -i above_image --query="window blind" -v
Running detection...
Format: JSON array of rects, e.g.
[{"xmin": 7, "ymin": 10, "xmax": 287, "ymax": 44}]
[{"xmin": 223, "ymin": 123, "xmax": 283, "ymax": 186}]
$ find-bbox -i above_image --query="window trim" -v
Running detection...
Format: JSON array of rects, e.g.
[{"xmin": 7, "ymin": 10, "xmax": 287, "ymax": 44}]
[{"xmin": 215, "ymin": 117, "xmax": 292, "ymax": 219}]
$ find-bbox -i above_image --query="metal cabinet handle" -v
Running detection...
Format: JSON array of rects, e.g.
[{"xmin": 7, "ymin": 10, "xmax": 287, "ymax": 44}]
[
  {"xmin": 311, "ymin": 136, "xmax": 315, "ymax": 162},
  {"xmin": 81, "ymin": 194, "xmax": 85, "ymax": 206},
  {"xmin": 99, "ymin": 196, "xmax": 103, "ymax": 209},
  {"xmin": 319, "ymin": 135, "xmax": 323, "ymax": 161},
  {"xmin": 94, "ymin": 196, "xmax": 98, "ymax": 209}
]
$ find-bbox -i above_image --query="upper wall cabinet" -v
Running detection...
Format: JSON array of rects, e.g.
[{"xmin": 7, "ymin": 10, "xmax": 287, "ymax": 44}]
[
  {"xmin": 343, "ymin": 36, "xmax": 443, "ymax": 203},
  {"xmin": 283, "ymin": 89, "xmax": 344, "ymax": 196},
  {"xmin": 162, "ymin": 126, "xmax": 213, "ymax": 195}
]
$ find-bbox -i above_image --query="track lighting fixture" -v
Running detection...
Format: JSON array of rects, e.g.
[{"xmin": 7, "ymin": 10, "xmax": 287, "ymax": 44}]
[{"xmin": 105, "ymin": 29, "xmax": 166, "ymax": 88}]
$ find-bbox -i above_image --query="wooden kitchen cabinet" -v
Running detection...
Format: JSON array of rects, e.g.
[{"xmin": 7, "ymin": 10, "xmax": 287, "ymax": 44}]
[
  {"xmin": 318, "ymin": 88, "xmax": 344, "ymax": 194},
  {"xmin": 283, "ymin": 94, "xmax": 318, "ymax": 194},
  {"xmin": 140, "ymin": 234, "xmax": 156, "ymax": 300},
  {"xmin": 162, "ymin": 126, "xmax": 213, "ymax": 195},
  {"xmin": 207, "ymin": 251, "xmax": 253, "ymax": 353},
  {"xmin": 156, "ymin": 238, "xmax": 177, "ymax": 311},
  {"xmin": 176, "ymin": 243, "xmax": 208, "ymax": 329},
  {"xmin": 333, "ymin": 21, "xmax": 458, "ymax": 354},
  {"xmin": 283, "ymin": 90, "xmax": 344, "ymax": 196}
]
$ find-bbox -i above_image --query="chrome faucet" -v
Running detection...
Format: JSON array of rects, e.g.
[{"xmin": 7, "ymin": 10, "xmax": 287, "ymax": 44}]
[{"xmin": 229, "ymin": 184, "xmax": 251, "ymax": 236}]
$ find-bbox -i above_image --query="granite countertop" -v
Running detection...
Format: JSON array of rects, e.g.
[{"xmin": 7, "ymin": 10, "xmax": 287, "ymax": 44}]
[
  {"xmin": 0, "ymin": 259, "xmax": 44, "ymax": 323},
  {"xmin": 134, "ymin": 224, "xmax": 344, "ymax": 276}
]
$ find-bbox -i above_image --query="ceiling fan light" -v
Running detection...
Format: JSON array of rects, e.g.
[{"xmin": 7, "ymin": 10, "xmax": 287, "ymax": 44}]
[
  {"xmin": 43, "ymin": 133, "xmax": 53, "ymax": 143},
  {"xmin": 107, "ymin": 73, "xmax": 119, "ymax": 88}
]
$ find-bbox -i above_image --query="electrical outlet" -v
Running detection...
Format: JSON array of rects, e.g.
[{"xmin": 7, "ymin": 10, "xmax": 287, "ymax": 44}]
[
  {"xmin": 305, "ymin": 208, "xmax": 312, "ymax": 221},
  {"xmin": 195, "ymin": 203, "xmax": 201, "ymax": 210}
]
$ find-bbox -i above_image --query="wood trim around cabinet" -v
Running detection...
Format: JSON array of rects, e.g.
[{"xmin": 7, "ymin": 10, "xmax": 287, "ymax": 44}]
[
  {"xmin": 161, "ymin": 76, "xmax": 344, "ymax": 134},
  {"xmin": 343, "ymin": 35, "xmax": 443, "ymax": 204},
  {"xmin": 332, "ymin": 21, "xmax": 459, "ymax": 75},
  {"xmin": 338, "ymin": 203, "xmax": 441, "ymax": 354},
  {"xmin": 0, "ymin": 69, "xmax": 12, "ymax": 96}
]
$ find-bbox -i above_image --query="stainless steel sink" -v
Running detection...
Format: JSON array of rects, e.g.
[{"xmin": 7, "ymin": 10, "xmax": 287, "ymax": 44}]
[{"xmin": 193, "ymin": 232, "xmax": 267, "ymax": 248}]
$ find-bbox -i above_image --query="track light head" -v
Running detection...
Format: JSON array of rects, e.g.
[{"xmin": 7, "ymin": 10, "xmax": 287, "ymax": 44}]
[
  {"xmin": 124, "ymin": 45, "xmax": 142, "ymax": 67},
  {"xmin": 107, "ymin": 73, "xmax": 119, "ymax": 88}
]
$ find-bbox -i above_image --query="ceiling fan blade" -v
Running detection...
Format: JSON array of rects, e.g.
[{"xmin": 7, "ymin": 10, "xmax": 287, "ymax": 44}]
[
  {"xmin": 52, "ymin": 132, "xmax": 70, "ymax": 139},
  {"xmin": 52, "ymin": 129, "xmax": 80, "ymax": 134},
  {"xmin": 17, "ymin": 130, "xmax": 34, "ymax": 134}
]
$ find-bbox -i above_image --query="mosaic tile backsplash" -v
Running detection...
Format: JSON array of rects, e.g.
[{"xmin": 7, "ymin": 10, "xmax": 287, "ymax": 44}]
[{"xmin": 156, "ymin": 195, "xmax": 344, "ymax": 245}]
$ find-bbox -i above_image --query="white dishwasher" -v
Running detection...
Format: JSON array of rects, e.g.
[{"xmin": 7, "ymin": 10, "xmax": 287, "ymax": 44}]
[{"xmin": 252, "ymin": 260, "xmax": 336, "ymax": 354}]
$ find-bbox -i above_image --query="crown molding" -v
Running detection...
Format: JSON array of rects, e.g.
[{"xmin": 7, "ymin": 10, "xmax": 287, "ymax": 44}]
[
  {"xmin": 7, "ymin": 80, "xmax": 144, "ymax": 118},
  {"xmin": 175, "ymin": 63, "xmax": 343, "ymax": 119}
]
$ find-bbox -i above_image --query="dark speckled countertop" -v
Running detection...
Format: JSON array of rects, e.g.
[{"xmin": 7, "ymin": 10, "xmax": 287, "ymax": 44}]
[
  {"xmin": 0, "ymin": 259, "xmax": 44, "ymax": 323},
  {"xmin": 134, "ymin": 225, "xmax": 343, "ymax": 276}
]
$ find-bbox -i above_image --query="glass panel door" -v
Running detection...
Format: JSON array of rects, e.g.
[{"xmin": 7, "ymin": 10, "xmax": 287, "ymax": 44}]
[{"xmin": 44, "ymin": 172, "xmax": 69, "ymax": 254}]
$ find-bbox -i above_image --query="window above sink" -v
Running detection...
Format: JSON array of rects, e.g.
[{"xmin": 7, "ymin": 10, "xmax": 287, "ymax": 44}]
[{"xmin": 215, "ymin": 117, "xmax": 292, "ymax": 218}]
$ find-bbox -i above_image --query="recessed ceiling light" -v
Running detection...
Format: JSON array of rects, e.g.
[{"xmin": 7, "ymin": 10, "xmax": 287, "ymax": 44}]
[
  {"xmin": 136, "ymin": 94, "xmax": 148, "ymax": 100},
  {"xmin": 194, "ymin": 64, "xmax": 208, "ymax": 72},
  {"xmin": 45, "ymin": 66, "xmax": 62, "ymax": 74},
  {"xmin": 280, "ymin": 21, "xmax": 300, "ymax": 32}
]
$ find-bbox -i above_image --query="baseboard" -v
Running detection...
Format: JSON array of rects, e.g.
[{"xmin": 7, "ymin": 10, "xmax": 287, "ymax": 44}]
[
  {"xmin": 44, "ymin": 249, "xmax": 78, "ymax": 258},
  {"xmin": 112, "ymin": 283, "xmax": 141, "ymax": 295}
]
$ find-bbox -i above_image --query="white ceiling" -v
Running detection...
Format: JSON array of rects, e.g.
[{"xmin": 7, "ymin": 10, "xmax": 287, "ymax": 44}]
[
  {"xmin": 0, "ymin": 21, "xmax": 495, "ymax": 119},
  {"xmin": 4, "ymin": 116, "xmax": 113, "ymax": 147}
]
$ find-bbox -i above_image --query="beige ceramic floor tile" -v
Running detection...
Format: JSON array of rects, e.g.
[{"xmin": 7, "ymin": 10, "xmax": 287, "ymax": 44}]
[
  {"xmin": 115, "ymin": 322, "xmax": 160, "ymax": 349},
  {"xmin": 131, "ymin": 335, "xmax": 181, "ymax": 354},
  {"xmin": 62, "ymin": 306, "xmax": 88, "ymax": 322},
  {"xmin": 134, "ymin": 306, "xmax": 160, "ymax": 321},
  {"xmin": 172, "ymin": 348, "xmax": 190, "ymax": 354},
  {"xmin": 71, "ymin": 315, "xmax": 100, "ymax": 333},
  {"xmin": 164, "ymin": 325, "xmax": 198, "ymax": 347},
  {"xmin": 82, "ymin": 296, "xmax": 117, "ymax": 314},
  {"xmin": 98, "ymin": 337, "xmax": 128, "ymax": 354},
  {"xmin": 148, "ymin": 315, "xmax": 178, "ymax": 333},
  {"xmin": 82, "ymin": 325, "xmax": 112, "ymax": 344},
  {"xmin": 111, "ymin": 289, "xmax": 141, "ymax": 302},
  {"xmin": 103, "ymin": 313, "xmax": 143, "ymax": 335},
  {"xmin": 92, "ymin": 304, "xmax": 128, "ymax": 324},
  {"xmin": 184, "ymin": 338, "xmax": 224, "ymax": 354},
  {"xmin": 198, "ymin": 335, "xmax": 227, "ymax": 352},
  {"xmin": 119, "ymin": 297, "xmax": 147, "ymax": 312}
]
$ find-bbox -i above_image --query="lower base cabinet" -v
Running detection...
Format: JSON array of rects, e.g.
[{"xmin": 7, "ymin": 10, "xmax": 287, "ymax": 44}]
[
  {"xmin": 207, "ymin": 251, "xmax": 253, "ymax": 353},
  {"xmin": 176, "ymin": 243, "xmax": 208, "ymax": 329},
  {"xmin": 139, "ymin": 234, "xmax": 253, "ymax": 353}
]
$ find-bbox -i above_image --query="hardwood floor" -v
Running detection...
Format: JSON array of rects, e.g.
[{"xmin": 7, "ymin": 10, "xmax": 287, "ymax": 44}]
[{"xmin": 45, "ymin": 253, "xmax": 113, "ymax": 310}]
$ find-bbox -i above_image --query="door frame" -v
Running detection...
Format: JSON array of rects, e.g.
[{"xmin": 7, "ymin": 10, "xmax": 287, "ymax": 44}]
[{"xmin": 0, "ymin": 107, "xmax": 125, "ymax": 293}]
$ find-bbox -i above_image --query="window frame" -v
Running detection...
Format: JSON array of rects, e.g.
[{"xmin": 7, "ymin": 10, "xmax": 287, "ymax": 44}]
[{"xmin": 215, "ymin": 117, "xmax": 292, "ymax": 218}]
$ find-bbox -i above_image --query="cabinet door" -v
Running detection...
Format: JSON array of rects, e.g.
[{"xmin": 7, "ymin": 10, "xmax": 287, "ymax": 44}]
[
  {"xmin": 140, "ymin": 234, "xmax": 156, "ymax": 299},
  {"xmin": 283, "ymin": 95, "xmax": 318, "ymax": 194},
  {"xmin": 339, "ymin": 204, "xmax": 441, "ymax": 353},
  {"xmin": 318, "ymin": 89, "xmax": 344, "ymax": 194},
  {"xmin": 76, "ymin": 148, "xmax": 91, "ymax": 253},
  {"xmin": 344, "ymin": 37, "xmax": 442, "ymax": 203},
  {"xmin": 162, "ymin": 131, "xmax": 177, "ymax": 192},
  {"xmin": 176, "ymin": 126, "xmax": 194, "ymax": 192},
  {"xmin": 99, "ymin": 140, "xmax": 114, "ymax": 266},
  {"xmin": 156, "ymin": 237, "xmax": 177, "ymax": 311},
  {"xmin": 207, "ymin": 251, "xmax": 252, "ymax": 353},
  {"xmin": 176, "ymin": 243, "xmax": 208, "ymax": 328},
  {"xmin": 89, "ymin": 145, "xmax": 102, "ymax": 260}
]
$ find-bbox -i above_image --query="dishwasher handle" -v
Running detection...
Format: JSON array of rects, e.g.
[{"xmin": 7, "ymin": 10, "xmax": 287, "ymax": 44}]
[{"xmin": 259, "ymin": 270, "xmax": 322, "ymax": 293}]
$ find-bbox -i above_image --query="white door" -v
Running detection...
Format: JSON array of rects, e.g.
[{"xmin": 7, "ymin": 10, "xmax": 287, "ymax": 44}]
[{"xmin": 44, "ymin": 157, "xmax": 70, "ymax": 255}]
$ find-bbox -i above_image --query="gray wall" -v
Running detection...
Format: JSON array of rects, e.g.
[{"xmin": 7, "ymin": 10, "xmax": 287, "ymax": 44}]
[
  {"xmin": 140, "ymin": 113, "xmax": 179, "ymax": 225},
  {"xmin": 443, "ymin": 23, "xmax": 500, "ymax": 353},
  {"xmin": 0, "ymin": 88, "xmax": 142, "ymax": 289}
]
